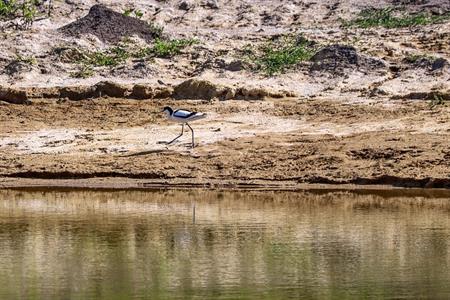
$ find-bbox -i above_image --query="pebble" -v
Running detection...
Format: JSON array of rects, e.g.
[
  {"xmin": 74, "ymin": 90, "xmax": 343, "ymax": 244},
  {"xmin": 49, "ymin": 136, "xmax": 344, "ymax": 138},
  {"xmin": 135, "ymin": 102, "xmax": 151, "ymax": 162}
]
[
  {"xmin": 178, "ymin": 0, "xmax": 193, "ymax": 11},
  {"xmin": 206, "ymin": 0, "xmax": 219, "ymax": 9}
]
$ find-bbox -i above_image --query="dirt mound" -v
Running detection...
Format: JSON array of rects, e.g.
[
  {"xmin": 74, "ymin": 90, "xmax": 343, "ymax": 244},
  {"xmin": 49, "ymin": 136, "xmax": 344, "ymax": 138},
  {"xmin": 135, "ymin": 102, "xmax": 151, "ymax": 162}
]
[
  {"xmin": 173, "ymin": 79, "xmax": 234, "ymax": 100},
  {"xmin": 310, "ymin": 45, "xmax": 386, "ymax": 75},
  {"xmin": 4, "ymin": 61, "xmax": 34, "ymax": 76},
  {"xmin": 59, "ymin": 5, "xmax": 158, "ymax": 44},
  {"xmin": 403, "ymin": 56, "xmax": 449, "ymax": 72},
  {"xmin": 173, "ymin": 79, "xmax": 295, "ymax": 100},
  {"xmin": 0, "ymin": 87, "xmax": 29, "ymax": 104}
]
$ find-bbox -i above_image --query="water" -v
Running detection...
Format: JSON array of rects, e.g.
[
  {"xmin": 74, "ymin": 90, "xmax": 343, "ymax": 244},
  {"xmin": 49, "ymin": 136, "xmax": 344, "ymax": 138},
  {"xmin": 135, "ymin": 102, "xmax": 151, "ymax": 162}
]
[{"xmin": 0, "ymin": 189, "xmax": 450, "ymax": 299}]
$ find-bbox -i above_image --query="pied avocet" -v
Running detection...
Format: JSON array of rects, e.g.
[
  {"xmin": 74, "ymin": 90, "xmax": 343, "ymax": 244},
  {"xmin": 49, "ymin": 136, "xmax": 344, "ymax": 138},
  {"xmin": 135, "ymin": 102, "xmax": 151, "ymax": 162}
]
[{"xmin": 162, "ymin": 106, "xmax": 207, "ymax": 148}]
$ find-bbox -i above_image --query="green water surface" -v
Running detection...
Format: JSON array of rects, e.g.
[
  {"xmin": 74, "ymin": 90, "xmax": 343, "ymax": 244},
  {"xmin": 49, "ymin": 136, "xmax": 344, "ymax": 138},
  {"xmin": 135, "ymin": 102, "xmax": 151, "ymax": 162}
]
[{"xmin": 0, "ymin": 189, "xmax": 450, "ymax": 299}]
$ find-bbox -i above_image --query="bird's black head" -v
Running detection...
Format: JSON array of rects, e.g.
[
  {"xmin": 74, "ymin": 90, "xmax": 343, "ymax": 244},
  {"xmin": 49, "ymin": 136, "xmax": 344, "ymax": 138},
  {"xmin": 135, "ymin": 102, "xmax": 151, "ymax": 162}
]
[{"xmin": 162, "ymin": 106, "xmax": 173, "ymax": 114}]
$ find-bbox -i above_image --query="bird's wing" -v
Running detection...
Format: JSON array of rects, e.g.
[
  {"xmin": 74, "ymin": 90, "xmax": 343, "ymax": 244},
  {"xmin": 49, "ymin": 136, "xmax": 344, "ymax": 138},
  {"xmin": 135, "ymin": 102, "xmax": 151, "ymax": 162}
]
[{"xmin": 173, "ymin": 109, "xmax": 196, "ymax": 118}]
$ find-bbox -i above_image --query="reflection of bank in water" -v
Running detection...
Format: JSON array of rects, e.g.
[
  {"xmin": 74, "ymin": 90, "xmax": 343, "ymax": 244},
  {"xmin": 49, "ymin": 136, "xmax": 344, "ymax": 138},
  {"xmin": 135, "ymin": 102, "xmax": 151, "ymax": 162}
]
[
  {"xmin": 0, "ymin": 189, "xmax": 450, "ymax": 299},
  {"xmin": 1, "ymin": 189, "xmax": 449, "ymax": 217}
]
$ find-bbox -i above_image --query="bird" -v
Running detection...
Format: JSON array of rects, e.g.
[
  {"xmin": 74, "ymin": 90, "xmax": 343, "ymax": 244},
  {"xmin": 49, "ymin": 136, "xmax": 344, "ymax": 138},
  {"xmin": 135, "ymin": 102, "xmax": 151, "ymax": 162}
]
[{"xmin": 162, "ymin": 106, "xmax": 207, "ymax": 148}]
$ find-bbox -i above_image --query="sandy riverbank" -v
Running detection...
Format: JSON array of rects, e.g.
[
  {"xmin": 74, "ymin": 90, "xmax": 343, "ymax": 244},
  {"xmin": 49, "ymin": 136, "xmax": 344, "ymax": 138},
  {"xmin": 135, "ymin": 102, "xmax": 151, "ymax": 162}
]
[
  {"xmin": 0, "ymin": 1, "xmax": 449, "ymax": 189},
  {"xmin": 1, "ymin": 97, "xmax": 449, "ymax": 189}
]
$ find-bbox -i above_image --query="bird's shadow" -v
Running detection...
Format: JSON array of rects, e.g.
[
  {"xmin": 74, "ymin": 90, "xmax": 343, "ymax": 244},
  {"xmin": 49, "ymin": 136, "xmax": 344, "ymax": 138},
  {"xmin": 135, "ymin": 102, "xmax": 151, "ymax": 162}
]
[
  {"xmin": 156, "ymin": 140, "xmax": 194, "ymax": 148},
  {"xmin": 121, "ymin": 149, "xmax": 169, "ymax": 157}
]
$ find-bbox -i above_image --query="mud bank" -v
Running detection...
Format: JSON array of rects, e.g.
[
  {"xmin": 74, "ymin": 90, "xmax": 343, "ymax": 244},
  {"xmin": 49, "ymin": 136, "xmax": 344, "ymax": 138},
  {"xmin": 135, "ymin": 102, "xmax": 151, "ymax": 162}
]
[{"xmin": 0, "ymin": 98, "xmax": 448, "ymax": 189}]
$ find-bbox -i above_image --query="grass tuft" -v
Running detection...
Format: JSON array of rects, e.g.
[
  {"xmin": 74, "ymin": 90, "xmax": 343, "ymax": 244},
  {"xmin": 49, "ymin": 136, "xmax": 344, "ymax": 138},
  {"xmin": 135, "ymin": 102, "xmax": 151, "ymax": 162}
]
[
  {"xmin": 148, "ymin": 23, "xmax": 164, "ymax": 39},
  {"xmin": 429, "ymin": 93, "xmax": 448, "ymax": 109},
  {"xmin": 147, "ymin": 38, "xmax": 198, "ymax": 58},
  {"xmin": 21, "ymin": 0, "xmax": 37, "ymax": 25},
  {"xmin": 15, "ymin": 53, "xmax": 36, "ymax": 65},
  {"xmin": 244, "ymin": 36, "xmax": 316, "ymax": 76},
  {"xmin": 123, "ymin": 8, "xmax": 143, "ymax": 19},
  {"xmin": 0, "ymin": 0, "xmax": 17, "ymax": 17},
  {"xmin": 70, "ymin": 37, "xmax": 197, "ymax": 77},
  {"xmin": 403, "ymin": 54, "xmax": 437, "ymax": 65},
  {"xmin": 344, "ymin": 8, "xmax": 450, "ymax": 28},
  {"xmin": 70, "ymin": 65, "xmax": 94, "ymax": 78},
  {"xmin": 0, "ymin": 0, "xmax": 42, "ymax": 28},
  {"xmin": 82, "ymin": 46, "xmax": 128, "ymax": 67}
]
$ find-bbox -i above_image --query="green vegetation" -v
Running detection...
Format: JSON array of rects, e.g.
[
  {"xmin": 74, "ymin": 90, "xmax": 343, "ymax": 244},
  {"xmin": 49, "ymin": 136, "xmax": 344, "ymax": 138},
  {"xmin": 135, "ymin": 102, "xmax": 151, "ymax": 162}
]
[
  {"xmin": 344, "ymin": 8, "xmax": 450, "ymax": 28},
  {"xmin": 82, "ymin": 45, "xmax": 130, "ymax": 67},
  {"xmin": 71, "ymin": 37, "xmax": 197, "ymax": 78},
  {"xmin": 429, "ymin": 93, "xmax": 448, "ymax": 109},
  {"xmin": 15, "ymin": 53, "xmax": 36, "ymax": 65},
  {"xmin": 123, "ymin": 8, "xmax": 143, "ymax": 19},
  {"xmin": 0, "ymin": 0, "xmax": 43, "ymax": 28},
  {"xmin": 0, "ymin": 0, "xmax": 17, "ymax": 17},
  {"xmin": 70, "ymin": 65, "xmax": 94, "ymax": 79},
  {"xmin": 148, "ymin": 22, "xmax": 164, "ymax": 39},
  {"xmin": 147, "ymin": 38, "xmax": 198, "ymax": 58},
  {"xmin": 21, "ymin": 1, "xmax": 37, "ymax": 26},
  {"xmin": 69, "ymin": 44, "xmax": 131, "ymax": 77},
  {"xmin": 244, "ymin": 36, "xmax": 316, "ymax": 76},
  {"xmin": 404, "ymin": 54, "xmax": 436, "ymax": 64},
  {"xmin": 66, "ymin": 9, "xmax": 197, "ymax": 78}
]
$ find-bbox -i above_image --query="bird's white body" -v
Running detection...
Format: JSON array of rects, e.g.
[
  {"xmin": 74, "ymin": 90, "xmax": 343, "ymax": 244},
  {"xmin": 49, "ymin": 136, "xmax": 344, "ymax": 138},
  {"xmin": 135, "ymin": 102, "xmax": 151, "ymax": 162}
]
[
  {"xmin": 164, "ymin": 109, "xmax": 207, "ymax": 123},
  {"xmin": 161, "ymin": 106, "xmax": 206, "ymax": 148}
]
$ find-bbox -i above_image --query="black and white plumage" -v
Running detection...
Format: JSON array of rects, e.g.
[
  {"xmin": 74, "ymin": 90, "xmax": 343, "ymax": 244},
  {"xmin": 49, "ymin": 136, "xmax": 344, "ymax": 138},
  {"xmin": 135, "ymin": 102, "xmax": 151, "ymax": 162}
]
[
  {"xmin": 162, "ymin": 106, "xmax": 206, "ymax": 148},
  {"xmin": 163, "ymin": 106, "xmax": 207, "ymax": 123}
]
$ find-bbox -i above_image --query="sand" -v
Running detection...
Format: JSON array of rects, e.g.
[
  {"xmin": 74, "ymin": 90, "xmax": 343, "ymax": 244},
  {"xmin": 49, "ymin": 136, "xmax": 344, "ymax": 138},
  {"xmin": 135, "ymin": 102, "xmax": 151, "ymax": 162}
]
[
  {"xmin": 0, "ymin": 97, "xmax": 449, "ymax": 189},
  {"xmin": 0, "ymin": 0, "xmax": 449, "ymax": 189}
]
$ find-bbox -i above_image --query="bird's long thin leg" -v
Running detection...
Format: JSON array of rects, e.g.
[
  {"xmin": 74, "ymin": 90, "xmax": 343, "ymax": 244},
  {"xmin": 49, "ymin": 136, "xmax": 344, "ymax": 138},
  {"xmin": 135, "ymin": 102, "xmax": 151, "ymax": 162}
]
[
  {"xmin": 167, "ymin": 124, "xmax": 184, "ymax": 144},
  {"xmin": 186, "ymin": 123, "xmax": 195, "ymax": 148},
  {"xmin": 48, "ymin": 0, "xmax": 53, "ymax": 16}
]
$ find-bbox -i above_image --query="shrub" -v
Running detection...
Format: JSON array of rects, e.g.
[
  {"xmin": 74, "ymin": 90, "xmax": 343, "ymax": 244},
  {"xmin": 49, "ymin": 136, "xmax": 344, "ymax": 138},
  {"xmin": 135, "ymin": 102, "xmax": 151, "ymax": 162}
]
[
  {"xmin": 70, "ymin": 65, "xmax": 94, "ymax": 78},
  {"xmin": 123, "ymin": 8, "xmax": 143, "ymax": 19},
  {"xmin": 15, "ymin": 53, "xmax": 36, "ymax": 65},
  {"xmin": 0, "ymin": 0, "xmax": 48, "ymax": 29},
  {"xmin": 344, "ymin": 8, "xmax": 450, "ymax": 28},
  {"xmin": 148, "ymin": 38, "xmax": 197, "ymax": 58},
  {"xmin": 68, "ymin": 35, "xmax": 197, "ymax": 78},
  {"xmin": 82, "ymin": 45, "xmax": 130, "ymax": 67},
  {"xmin": 430, "ymin": 93, "xmax": 448, "ymax": 109},
  {"xmin": 148, "ymin": 23, "xmax": 164, "ymax": 39},
  {"xmin": 244, "ymin": 36, "xmax": 316, "ymax": 76},
  {"xmin": 0, "ymin": 0, "xmax": 18, "ymax": 17},
  {"xmin": 21, "ymin": 0, "xmax": 37, "ymax": 27}
]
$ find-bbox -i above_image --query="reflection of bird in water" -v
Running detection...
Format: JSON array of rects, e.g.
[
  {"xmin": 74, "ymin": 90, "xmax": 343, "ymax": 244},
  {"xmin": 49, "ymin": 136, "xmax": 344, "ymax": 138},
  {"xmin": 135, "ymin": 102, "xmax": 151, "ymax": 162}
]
[{"xmin": 162, "ymin": 106, "xmax": 207, "ymax": 148}]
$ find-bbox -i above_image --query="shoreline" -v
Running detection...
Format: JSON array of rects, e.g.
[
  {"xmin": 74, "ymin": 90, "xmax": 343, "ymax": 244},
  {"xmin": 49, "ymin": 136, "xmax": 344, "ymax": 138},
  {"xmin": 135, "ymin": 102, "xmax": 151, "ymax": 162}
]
[{"xmin": 1, "ymin": 177, "xmax": 450, "ymax": 197}]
